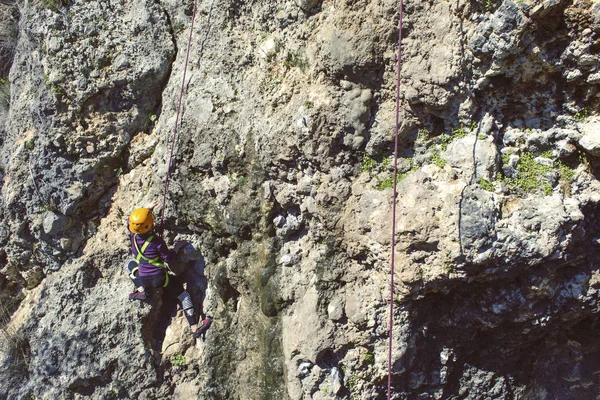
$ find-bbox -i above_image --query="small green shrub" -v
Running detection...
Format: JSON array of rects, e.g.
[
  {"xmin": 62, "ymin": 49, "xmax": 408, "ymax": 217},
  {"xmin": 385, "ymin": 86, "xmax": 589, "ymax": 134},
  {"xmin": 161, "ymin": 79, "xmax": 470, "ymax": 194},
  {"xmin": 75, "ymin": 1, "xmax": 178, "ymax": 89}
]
[
  {"xmin": 440, "ymin": 126, "xmax": 470, "ymax": 151},
  {"xmin": 502, "ymin": 152, "xmax": 554, "ymax": 195},
  {"xmin": 539, "ymin": 150, "xmax": 553, "ymax": 159},
  {"xmin": 283, "ymin": 52, "xmax": 308, "ymax": 72},
  {"xmin": 416, "ymin": 128, "xmax": 429, "ymax": 143},
  {"xmin": 346, "ymin": 374, "xmax": 359, "ymax": 391},
  {"xmin": 574, "ymin": 108, "xmax": 589, "ymax": 122},
  {"xmin": 452, "ymin": 127, "xmax": 468, "ymax": 140},
  {"xmin": 377, "ymin": 177, "xmax": 393, "ymax": 190},
  {"xmin": 172, "ymin": 20, "xmax": 185, "ymax": 34},
  {"xmin": 171, "ymin": 354, "xmax": 186, "ymax": 367},
  {"xmin": 431, "ymin": 151, "xmax": 446, "ymax": 168},
  {"xmin": 477, "ymin": 177, "xmax": 494, "ymax": 191},
  {"xmin": 516, "ymin": 152, "xmax": 553, "ymax": 192},
  {"xmin": 363, "ymin": 353, "xmax": 374, "ymax": 365},
  {"xmin": 557, "ymin": 161, "xmax": 575, "ymax": 181},
  {"xmin": 259, "ymin": 75, "xmax": 281, "ymax": 94},
  {"xmin": 382, "ymin": 156, "xmax": 392, "ymax": 169},
  {"xmin": 361, "ymin": 154, "xmax": 377, "ymax": 172},
  {"xmin": 444, "ymin": 262, "xmax": 456, "ymax": 274},
  {"xmin": 37, "ymin": 0, "xmax": 73, "ymax": 12},
  {"xmin": 235, "ymin": 175, "xmax": 247, "ymax": 188},
  {"xmin": 25, "ymin": 139, "xmax": 35, "ymax": 150},
  {"xmin": 482, "ymin": 0, "xmax": 497, "ymax": 12}
]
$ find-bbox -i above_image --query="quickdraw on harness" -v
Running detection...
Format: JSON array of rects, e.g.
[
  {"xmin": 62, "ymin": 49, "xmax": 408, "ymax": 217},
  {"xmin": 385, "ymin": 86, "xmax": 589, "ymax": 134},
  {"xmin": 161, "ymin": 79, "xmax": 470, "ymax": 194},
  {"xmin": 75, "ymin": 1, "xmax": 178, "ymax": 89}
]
[{"xmin": 130, "ymin": 235, "xmax": 169, "ymax": 287}]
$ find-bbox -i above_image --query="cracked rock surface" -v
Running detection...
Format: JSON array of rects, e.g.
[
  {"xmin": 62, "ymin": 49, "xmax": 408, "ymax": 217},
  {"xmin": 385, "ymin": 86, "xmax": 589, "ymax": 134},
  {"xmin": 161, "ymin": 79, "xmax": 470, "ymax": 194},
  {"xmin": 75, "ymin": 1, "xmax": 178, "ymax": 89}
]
[{"xmin": 1, "ymin": 0, "xmax": 600, "ymax": 399}]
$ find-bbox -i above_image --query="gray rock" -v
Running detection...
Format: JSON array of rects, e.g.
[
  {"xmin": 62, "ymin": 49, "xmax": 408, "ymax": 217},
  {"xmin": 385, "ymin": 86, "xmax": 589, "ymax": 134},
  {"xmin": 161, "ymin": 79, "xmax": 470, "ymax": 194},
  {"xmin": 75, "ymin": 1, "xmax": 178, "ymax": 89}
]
[
  {"xmin": 294, "ymin": 0, "xmax": 319, "ymax": 13},
  {"xmin": 42, "ymin": 211, "xmax": 67, "ymax": 236},
  {"xmin": 578, "ymin": 119, "xmax": 600, "ymax": 156},
  {"xmin": 444, "ymin": 135, "xmax": 499, "ymax": 180},
  {"xmin": 327, "ymin": 296, "xmax": 345, "ymax": 321},
  {"xmin": 459, "ymin": 186, "xmax": 497, "ymax": 258}
]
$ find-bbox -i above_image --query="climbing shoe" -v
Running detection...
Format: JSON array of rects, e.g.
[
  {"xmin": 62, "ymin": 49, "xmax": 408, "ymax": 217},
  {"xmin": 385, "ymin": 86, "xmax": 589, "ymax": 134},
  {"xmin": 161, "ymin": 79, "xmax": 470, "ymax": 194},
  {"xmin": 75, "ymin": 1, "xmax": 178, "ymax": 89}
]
[
  {"xmin": 192, "ymin": 317, "xmax": 213, "ymax": 339},
  {"xmin": 129, "ymin": 290, "xmax": 147, "ymax": 301}
]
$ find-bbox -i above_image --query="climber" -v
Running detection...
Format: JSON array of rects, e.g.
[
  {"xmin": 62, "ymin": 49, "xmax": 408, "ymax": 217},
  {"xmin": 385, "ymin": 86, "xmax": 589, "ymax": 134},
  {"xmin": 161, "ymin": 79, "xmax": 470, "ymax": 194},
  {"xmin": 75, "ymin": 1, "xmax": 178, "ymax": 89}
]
[{"xmin": 126, "ymin": 202, "xmax": 212, "ymax": 339}]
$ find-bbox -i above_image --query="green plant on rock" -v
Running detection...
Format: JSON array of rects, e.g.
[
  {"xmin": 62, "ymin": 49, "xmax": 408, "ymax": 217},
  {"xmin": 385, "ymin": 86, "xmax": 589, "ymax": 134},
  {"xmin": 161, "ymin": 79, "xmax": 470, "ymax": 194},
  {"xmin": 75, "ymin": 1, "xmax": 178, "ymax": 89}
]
[
  {"xmin": 283, "ymin": 52, "xmax": 308, "ymax": 72},
  {"xmin": 452, "ymin": 126, "xmax": 468, "ymax": 140},
  {"xmin": 504, "ymin": 152, "xmax": 553, "ymax": 194},
  {"xmin": 416, "ymin": 128, "xmax": 429, "ymax": 143},
  {"xmin": 172, "ymin": 20, "xmax": 185, "ymax": 34},
  {"xmin": 259, "ymin": 75, "xmax": 281, "ymax": 94},
  {"xmin": 361, "ymin": 154, "xmax": 377, "ymax": 172},
  {"xmin": 431, "ymin": 151, "xmax": 446, "ymax": 168},
  {"xmin": 477, "ymin": 177, "xmax": 494, "ymax": 192},
  {"xmin": 557, "ymin": 161, "xmax": 575, "ymax": 181},
  {"xmin": 539, "ymin": 150, "xmax": 553, "ymax": 159},
  {"xmin": 444, "ymin": 262, "xmax": 456, "ymax": 274},
  {"xmin": 377, "ymin": 176, "xmax": 393, "ymax": 190},
  {"xmin": 382, "ymin": 156, "xmax": 392, "ymax": 169},
  {"xmin": 235, "ymin": 175, "xmax": 248, "ymax": 188},
  {"xmin": 346, "ymin": 374, "xmax": 359, "ymax": 391},
  {"xmin": 171, "ymin": 354, "xmax": 186, "ymax": 367},
  {"xmin": 543, "ymin": 183, "xmax": 553, "ymax": 196},
  {"xmin": 440, "ymin": 126, "xmax": 470, "ymax": 151},
  {"xmin": 482, "ymin": 0, "xmax": 497, "ymax": 12},
  {"xmin": 574, "ymin": 108, "xmax": 589, "ymax": 122},
  {"xmin": 45, "ymin": 79, "xmax": 67, "ymax": 97},
  {"xmin": 377, "ymin": 171, "xmax": 408, "ymax": 190},
  {"xmin": 25, "ymin": 138, "xmax": 35, "ymax": 150},
  {"xmin": 37, "ymin": 0, "xmax": 72, "ymax": 12}
]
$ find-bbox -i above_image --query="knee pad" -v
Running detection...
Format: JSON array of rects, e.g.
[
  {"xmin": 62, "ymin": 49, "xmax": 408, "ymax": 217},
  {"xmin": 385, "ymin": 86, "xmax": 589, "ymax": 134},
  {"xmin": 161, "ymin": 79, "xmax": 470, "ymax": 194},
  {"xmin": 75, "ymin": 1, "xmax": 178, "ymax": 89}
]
[{"xmin": 178, "ymin": 291, "xmax": 195, "ymax": 317}]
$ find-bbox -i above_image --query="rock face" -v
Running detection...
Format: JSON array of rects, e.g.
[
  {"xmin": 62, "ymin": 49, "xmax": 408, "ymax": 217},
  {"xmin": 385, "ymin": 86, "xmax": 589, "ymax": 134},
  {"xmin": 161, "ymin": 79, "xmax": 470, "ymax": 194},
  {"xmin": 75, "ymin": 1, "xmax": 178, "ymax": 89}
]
[{"xmin": 1, "ymin": 0, "xmax": 600, "ymax": 399}]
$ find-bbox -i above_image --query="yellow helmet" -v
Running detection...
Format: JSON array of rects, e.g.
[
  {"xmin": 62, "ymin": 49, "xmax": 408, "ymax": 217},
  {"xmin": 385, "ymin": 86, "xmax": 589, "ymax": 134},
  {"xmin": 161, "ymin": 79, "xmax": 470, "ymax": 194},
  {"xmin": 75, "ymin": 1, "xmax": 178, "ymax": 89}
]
[{"xmin": 129, "ymin": 208, "xmax": 154, "ymax": 234}]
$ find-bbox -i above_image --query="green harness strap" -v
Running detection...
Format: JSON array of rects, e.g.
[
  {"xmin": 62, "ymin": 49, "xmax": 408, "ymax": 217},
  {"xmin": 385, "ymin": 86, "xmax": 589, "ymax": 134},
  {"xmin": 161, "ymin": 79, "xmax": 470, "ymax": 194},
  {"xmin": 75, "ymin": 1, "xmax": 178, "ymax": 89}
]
[{"xmin": 133, "ymin": 235, "xmax": 169, "ymax": 287}]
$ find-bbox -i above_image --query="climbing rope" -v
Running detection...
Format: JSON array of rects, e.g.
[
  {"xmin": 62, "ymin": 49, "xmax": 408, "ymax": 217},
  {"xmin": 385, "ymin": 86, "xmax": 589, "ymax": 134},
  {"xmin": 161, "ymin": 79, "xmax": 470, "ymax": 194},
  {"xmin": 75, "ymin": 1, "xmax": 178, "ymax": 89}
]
[
  {"xmin": 159, "ymin": 0, "xmax": 200, "ymax": 233},
  {"xmin": 388, "ymin": 1, "xmax": 404, "ymax": 399}
]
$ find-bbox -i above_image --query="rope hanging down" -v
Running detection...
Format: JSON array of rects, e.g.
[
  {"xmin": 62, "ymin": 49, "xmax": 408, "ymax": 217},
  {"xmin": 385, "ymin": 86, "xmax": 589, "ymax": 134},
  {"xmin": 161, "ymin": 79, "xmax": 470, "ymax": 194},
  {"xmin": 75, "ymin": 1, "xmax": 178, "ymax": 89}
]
[
  {"xmin": 159, "ymin": 0, "xmax": 199, "ymax": 232},
  {"xmin": 388, "ymin": 1, "xmax": 404, "ymax": 399}
]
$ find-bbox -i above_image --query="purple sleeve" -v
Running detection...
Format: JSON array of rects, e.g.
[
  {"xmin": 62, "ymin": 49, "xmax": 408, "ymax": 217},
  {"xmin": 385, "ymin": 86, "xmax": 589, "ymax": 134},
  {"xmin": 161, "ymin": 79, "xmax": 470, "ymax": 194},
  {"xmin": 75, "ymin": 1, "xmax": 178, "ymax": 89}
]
[{"xmin": 156, "ymin": 236, "xmax": 174, "ymax": 264}]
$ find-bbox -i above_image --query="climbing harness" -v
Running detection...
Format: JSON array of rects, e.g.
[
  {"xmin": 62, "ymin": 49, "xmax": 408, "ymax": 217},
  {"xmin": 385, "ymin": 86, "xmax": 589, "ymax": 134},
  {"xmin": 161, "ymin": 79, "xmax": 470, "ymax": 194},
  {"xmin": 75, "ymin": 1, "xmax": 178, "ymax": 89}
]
[
  {"xmin": 159, "ymin": 0, "xmax": 200, "ymax": 233},
  {"xmin": 388, "ymin": 1, "xmax": 404, "ymax": 399},
  {"xmin": 131, "ymin": 234, "xmax": 170, "ymax": 287}
]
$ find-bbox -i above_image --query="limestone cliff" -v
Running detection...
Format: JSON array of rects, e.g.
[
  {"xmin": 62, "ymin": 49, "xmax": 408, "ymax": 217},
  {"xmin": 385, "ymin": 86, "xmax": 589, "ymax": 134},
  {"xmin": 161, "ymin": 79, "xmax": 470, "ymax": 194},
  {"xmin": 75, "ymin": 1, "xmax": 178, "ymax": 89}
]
[{"xmin": 1, "ymin": 0, "xmax": 600, "ymax": 399}]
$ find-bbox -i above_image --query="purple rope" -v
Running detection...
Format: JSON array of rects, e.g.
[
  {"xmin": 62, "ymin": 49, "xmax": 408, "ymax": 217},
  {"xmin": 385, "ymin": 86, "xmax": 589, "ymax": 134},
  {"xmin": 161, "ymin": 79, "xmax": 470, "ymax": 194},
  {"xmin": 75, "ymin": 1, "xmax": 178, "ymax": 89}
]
[
  {"xmin": 388, "ymin": 1, "xmax": 404, "ymax": 399},
  {"xmin": 160, "ymin": 0, "xmax": 199, "ymax": 233}
]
